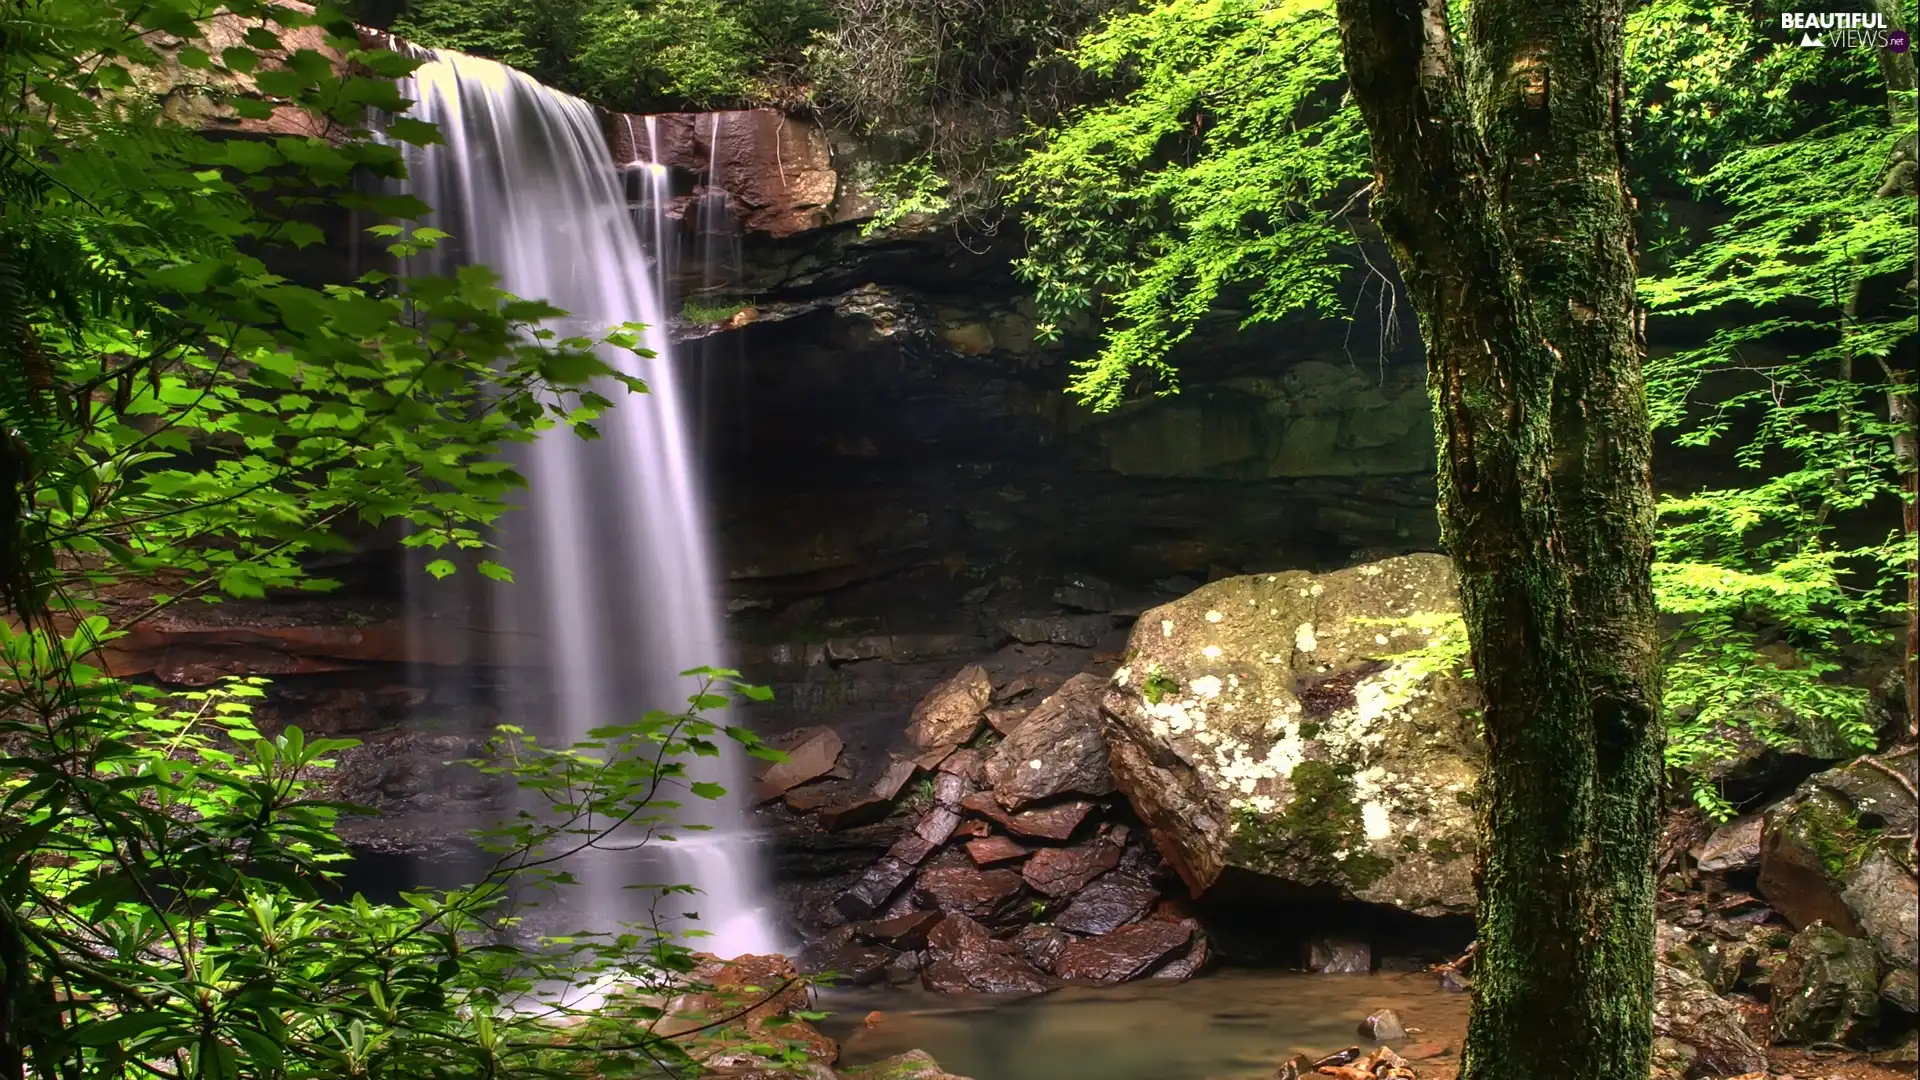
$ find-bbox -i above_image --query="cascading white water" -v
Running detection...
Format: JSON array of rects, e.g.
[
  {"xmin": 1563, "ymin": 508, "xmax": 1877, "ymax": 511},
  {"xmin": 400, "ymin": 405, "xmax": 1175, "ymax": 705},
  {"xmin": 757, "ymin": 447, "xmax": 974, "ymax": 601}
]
[{"xmin": 393, "ymin": 50, "xmax": 780, "ymax": 959}]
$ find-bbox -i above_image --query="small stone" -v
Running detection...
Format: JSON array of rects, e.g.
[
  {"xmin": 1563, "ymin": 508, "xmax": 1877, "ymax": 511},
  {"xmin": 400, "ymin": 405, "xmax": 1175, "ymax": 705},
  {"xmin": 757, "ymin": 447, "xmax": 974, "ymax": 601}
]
[
  {"xmin": 1149, "ymin": 929, "xmax": 1210, "ymax": 982},
  {"xmin": 1311, "ymin": 1047, "xmax": 1362, "ymax": 1070},
  {"xmin": 965, "ymin": 835, "xmax": 1033, "ymax": 867},
  {"xmin": 854, "ymin": 910, "xmax": 944, "ymax": 949},
  {"xmin": 1358, "ymin": 1008, "xmax": 1405, "ymax": 1040},
  {"xmin": 1011, "ymin": 924, "xmax": 1071, "ymax": 972},
  {"xmin": 871, "ymin": 758, "xmax": 920, "ymax": 801},
  {"xmin": 932, "ymin": 771, "xmax": 970, "ymax": 808},
  {"xmin": 938, "ymin": 748, "xmax": 985, "ymax": 782},
  {"xmin": 835, "ymin": 857, "xmax": 916, "ymax": 920},
  {"xmin": 886, "ymin": 833, "xmax": 938, "ymax": 866},
  {"xmin": 913, "ymin": 864, "xmax": 1028, "ymax": 924},
  {"xmin": 1691, "ymin": 813, "xmax": 1763, "ymax": 873},
  {"xmin": 914, "ymin": 805, "xmax": 963, "ymax": 846},
  {"xmin": 1398, "ymin": 1043, "xmax": 1451, "ymax": 1061},
  {"xmin": 817, "ymin": 795, "xmax": 892, "ymax": 832}
]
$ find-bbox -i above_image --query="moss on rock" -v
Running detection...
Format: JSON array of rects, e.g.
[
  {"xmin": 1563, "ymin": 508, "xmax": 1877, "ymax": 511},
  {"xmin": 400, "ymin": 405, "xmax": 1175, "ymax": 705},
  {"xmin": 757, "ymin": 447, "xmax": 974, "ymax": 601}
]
[{"xmin": 1101, "ymin": 554, "xmax": 1483, "ymax": 914}]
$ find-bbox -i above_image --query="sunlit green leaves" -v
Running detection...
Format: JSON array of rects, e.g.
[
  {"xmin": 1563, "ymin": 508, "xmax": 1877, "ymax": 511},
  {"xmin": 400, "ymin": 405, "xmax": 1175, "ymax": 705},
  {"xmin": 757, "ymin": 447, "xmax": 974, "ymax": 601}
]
[
  {"xmin": 1004, "ymin": 0, "xmax": 1370, "ymax": 410},
  {"xmin": 2, "ymin": 2, "xmax": 793, "ymax": 1074}
]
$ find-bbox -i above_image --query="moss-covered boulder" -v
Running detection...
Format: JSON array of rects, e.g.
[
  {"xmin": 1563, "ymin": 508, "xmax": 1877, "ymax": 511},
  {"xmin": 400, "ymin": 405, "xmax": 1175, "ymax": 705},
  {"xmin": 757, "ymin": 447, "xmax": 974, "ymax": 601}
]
[
  {"xmin": 1101, "ymin": 554, "xmax": 1481, "ymax": 914},
  {"xmin": 1770, "ymin": 922, "xmax": 1883, "ymax": 1046},
  {"xmin": 1758, "ymin": 749, "xmax": 1918, "ymax": 968}
]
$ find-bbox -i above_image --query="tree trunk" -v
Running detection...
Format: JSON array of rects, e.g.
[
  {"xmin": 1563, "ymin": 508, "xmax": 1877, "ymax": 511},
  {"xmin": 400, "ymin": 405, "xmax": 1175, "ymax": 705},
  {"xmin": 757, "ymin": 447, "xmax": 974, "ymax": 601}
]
[
  {"xmin": 1333, "ymin": 1, "xmax": 1663, "ymax": 1078},
  {"xmin": 1866, "ymin": 0, "xmax": 1917, "ymax": 738}
]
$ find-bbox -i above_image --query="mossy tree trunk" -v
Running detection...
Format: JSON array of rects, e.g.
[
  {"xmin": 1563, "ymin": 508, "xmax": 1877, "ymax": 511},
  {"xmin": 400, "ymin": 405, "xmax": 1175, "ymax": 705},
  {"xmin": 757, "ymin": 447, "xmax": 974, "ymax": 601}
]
[
  {"xmin": 1867, "ymin": 0, "xmax": 1917, "ymax": 739},
  {"xmin": 1332, "ymin": 1, "xmax": 1663, "ymax": 1078}
]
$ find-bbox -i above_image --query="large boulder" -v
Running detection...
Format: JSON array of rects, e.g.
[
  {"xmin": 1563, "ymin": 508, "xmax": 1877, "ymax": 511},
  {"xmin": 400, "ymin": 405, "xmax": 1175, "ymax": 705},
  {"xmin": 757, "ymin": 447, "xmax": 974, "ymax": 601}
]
[
  {"xmin": 1102, "ymin": 555, "xmax": 1481, "ymax": 913},
  {"xmin": 1758, "ymin": 749, "xmax": 1918, "ymax": 966},
  {"xmin": 1769, "ymin": 922, "xmax": 1882, "ymax": 1046}
]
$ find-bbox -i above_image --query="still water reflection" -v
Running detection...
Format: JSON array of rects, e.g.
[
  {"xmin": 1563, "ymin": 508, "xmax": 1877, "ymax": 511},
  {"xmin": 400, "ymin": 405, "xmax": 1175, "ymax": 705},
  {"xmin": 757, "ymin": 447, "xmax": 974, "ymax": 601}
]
[{"xmin": 819, "ymin": 972, "xmax": 1469, "ymax": 1080}]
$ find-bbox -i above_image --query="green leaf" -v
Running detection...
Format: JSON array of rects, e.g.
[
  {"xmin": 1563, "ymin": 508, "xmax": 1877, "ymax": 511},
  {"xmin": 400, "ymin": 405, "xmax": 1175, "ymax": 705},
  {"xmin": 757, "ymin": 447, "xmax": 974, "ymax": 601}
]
[{"xmin": 383, "ymin": 116, "xmax": 444, "ymax": 146}]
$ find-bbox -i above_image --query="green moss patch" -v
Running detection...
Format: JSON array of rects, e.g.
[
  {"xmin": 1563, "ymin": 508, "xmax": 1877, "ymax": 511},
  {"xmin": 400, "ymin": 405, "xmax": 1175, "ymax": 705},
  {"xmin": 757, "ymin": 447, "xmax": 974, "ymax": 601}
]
[{"xmin": 1229, "ymin": 760, "xmax": 1393, "ymax": 889}]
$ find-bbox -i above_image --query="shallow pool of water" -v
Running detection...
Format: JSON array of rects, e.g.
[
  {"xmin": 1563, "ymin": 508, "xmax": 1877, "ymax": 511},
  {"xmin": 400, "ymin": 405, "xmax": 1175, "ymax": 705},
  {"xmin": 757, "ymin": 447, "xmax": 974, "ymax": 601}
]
[{"xmin": 819, "ymin": 971, "xmax": 1468, "ymax": 1080}]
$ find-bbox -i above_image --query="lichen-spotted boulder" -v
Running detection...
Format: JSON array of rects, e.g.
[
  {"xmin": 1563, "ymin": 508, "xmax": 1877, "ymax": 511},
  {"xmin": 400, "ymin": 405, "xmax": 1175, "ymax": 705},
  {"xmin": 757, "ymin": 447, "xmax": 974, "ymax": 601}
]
[{"xmin": 1101, "ymin": 554, "xmax": 1481, "ymax": 914}]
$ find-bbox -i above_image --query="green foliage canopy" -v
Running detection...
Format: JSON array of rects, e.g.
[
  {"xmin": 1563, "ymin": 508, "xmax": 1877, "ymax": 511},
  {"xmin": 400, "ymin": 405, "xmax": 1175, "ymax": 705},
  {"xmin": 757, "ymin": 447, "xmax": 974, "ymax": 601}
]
[
  {"xmin": 1007, "ymin": 0, "xmax": 1917, "ymax": 816},
  {"xmin": 0, "ymin": 2, "xmax": 790, "ymax": 1076}
]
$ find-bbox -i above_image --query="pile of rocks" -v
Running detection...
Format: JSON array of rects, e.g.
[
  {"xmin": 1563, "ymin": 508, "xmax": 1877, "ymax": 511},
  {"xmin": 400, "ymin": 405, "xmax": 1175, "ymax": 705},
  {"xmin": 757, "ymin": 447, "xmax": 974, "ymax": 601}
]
[
  {"xmin": 771, "ymin": 665, "xmax": 1207, "ymax": 991},
  {"xmin": 764, "ymin": 555, "xmax": 1518, "ymax": 991},
  {"xmin": 1646, "ymin": 746, "xmax": 1918, "ymax": 1076}
]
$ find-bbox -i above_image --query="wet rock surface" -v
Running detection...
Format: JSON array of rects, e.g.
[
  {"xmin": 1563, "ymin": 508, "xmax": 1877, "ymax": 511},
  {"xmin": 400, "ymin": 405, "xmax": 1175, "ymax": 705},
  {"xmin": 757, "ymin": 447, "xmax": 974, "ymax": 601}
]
[
  {"xmin": 1053, "ymin": 872, "xmax": 1158, "ymax": 936},
  {"xmin": 920, "ymin": 913, "xmax": 1049, "ymax": 996},
  {"xmin": 1052, "ymin": 918, "xmax": 1197, "ymax": 982},
  {"xmin": 983, "ymin": 673, "xmax": 1115, "ymax": 809},
  {"xmin": 1022, "ymin": 839, "xmax": 1123, "ymax": 898},
  {"xmin": 912, "ymin": 865, "xmax": 1029, "ymax": 926}
]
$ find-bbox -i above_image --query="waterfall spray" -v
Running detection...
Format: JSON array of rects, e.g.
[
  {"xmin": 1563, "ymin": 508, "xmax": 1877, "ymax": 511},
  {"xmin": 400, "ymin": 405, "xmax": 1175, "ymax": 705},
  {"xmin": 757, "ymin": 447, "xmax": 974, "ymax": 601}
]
[{"xmin": 393, "ymin": 49, "xmax": 780, "ymax": 960}]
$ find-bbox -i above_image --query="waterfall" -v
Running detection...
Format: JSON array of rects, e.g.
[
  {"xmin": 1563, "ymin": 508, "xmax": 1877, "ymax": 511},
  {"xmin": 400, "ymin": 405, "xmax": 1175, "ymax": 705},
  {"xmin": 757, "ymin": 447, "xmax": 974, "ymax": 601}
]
[{"xmin": 392, "ymin": 50, "xmax": 780, "ymax": 960}]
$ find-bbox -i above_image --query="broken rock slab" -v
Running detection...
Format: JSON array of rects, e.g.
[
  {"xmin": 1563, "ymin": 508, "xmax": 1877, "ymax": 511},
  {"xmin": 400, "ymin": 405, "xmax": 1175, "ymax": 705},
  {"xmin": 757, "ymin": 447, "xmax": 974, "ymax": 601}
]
[
  {"xmin": 906, "ymin": 664, "xmax": 993, "ymax": 749},
  {"xmin": 920, "ymin": 912, "xmax": 1049, "ymax": 996},
  {"xmin": 1691, "ymin": 814, "xmax": 1764, "ymax": 874},
  {"xmin": 965, "ymin": 835, "xmax": 1033, "ymax": 867},
  {"xmin": 912, "ymin": 864, "xmax": 1029, "ymax": 926},
  {"xmin": 1053, "ymin": 871, "xmax": 1157, "ymax": 936},
  {"xmin": 1052, "ymin": 918, "xmax": 1197, "ymax": 983},
  {"xmin": 755, "ymin": 727, "xmax": 845, "ymax": 801},
  {"xmin": 960, "ymin": 792, "xmax": 1096, "ymax": 841},
  {"xmin": 983, "ymin": 673, "xmax": 1115, "ymax": 810}
]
